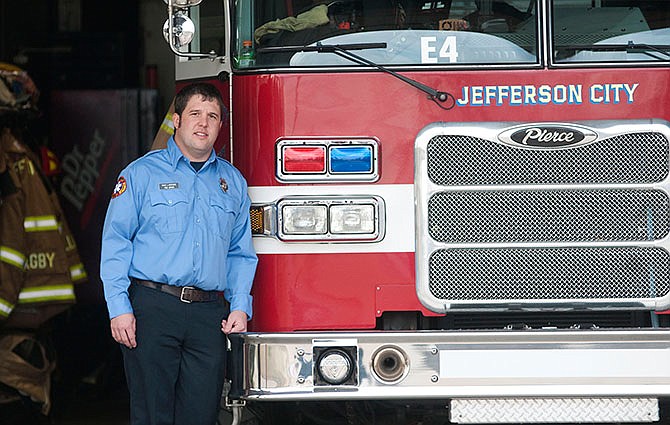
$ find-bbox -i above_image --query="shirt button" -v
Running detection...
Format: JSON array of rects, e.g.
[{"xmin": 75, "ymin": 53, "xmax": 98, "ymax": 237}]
[
  {"xmin": 168, "ymin": 200, "xmax": 172, "ymax": 204},
  {"xmin": 195, "ymin": 242, "xmax": 200, "ymax": 247},
  {"xmin": 196, "ymin": 219, "xmax": 200, "ymax": 223}
]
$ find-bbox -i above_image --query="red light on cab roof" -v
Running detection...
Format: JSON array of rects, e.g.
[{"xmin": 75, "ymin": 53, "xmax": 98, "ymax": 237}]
[{"xmin": 282, "ymin": 146, "xmax": 326, "ymax": 173}]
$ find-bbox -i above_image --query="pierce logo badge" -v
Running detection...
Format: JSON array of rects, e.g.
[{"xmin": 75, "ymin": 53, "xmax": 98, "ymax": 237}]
[
  {"xmin": 112, "ymin": 176, "xmax": 127, "ymax": 198},
  {"xmin": 498, "ymin": 123, "xmax": 598, "ymax": 150}
]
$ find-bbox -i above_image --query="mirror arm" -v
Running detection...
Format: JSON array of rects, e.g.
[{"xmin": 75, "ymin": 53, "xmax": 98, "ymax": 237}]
[{"xmin": 167, "ymin": 0, "xmax": 222, "ymax": 60}]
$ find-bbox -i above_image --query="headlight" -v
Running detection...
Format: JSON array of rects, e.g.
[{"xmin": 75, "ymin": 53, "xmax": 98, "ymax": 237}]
[
  {"xmin": 330, "ymin": 204, "xmax": 375, "ymax": 234},
  {"xmin": 282, "ymin": 205, "xmax": 327, "ymax": 234},
  {"xmin": 276, "ymin": 196, "xmax": 385, "ymax": 242}
]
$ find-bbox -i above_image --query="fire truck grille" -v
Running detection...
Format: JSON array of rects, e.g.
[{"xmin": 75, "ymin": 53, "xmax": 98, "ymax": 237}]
[
  {"xmin": 416, "ymin": 122, "xmax": 670, "ymax": 313},
  {"xmin": 427, "ymin": 132, "xmax": 668, "ymax": 186},
  {"xmin": 428, "ymin": 189, "xmax": 670, "ymax": 243},
  {"xmin": 429, "ymin": 247, "xmax": 670, "ymax": 301}
]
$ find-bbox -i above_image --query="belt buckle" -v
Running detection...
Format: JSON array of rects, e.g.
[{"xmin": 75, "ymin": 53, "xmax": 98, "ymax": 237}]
[{"xmin": 180, "ymin": 286, "xmax": 194, "ymax": 303}]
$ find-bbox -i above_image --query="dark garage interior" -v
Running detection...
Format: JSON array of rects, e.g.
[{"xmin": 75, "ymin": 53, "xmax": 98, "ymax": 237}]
[{"xmin": 1, "ymin": 1, "xmax": 175, "ymax": 423}]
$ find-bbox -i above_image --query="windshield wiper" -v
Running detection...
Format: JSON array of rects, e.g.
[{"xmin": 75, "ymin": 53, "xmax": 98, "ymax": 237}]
[
  {"xmin": 258, "ymin": 42, "xmax": 388, "ymax": 53},
  {"xmin": 257, "ymin": 42, "xmax": 455, "ymax": 109},
  {"xmin": 561, "ymin": 41, "xmax": 670, "ymax": 60}
]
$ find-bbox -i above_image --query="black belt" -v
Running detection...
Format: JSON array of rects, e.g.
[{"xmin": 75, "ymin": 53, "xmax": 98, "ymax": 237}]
[{"xmin": 132, "ymin": 279, "xmax": 220, "ymax": 303}]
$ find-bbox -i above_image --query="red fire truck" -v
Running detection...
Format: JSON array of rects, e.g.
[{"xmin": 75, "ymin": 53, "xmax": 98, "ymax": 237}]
[{"xmin": 162, "ymin": 0, "xmax": 670, "ymax": 423}]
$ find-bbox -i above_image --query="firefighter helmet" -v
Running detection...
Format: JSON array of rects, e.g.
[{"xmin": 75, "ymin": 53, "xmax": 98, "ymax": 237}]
[{"xmin": 0, "ymin": 63, "xmax": 39, "ymax": 112}]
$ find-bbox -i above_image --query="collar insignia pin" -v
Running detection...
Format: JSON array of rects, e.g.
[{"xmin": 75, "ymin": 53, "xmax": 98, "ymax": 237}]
[{"xmin": 220, "ymin": 178, "xmax": 228, "ymax": 193}]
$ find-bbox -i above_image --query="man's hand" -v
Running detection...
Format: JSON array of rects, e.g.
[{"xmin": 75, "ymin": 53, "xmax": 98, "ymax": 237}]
[
  {"xmin": 111, "ymin": 313, "xmax": 137, "ymax": 348},
  {"xmin": 221, "ymin": 310, "xmax": 248, "ymax": 334}
]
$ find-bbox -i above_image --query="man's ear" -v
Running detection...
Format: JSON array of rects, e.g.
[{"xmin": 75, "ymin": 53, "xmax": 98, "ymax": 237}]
[{"xmin": 172, "ymin": 112, "xmax": 181, "ymax": 129}]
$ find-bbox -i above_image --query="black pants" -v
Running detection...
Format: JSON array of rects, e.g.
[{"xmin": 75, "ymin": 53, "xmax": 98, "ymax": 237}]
[{"xmin": 121, "ymin": 283, "xmax": 229, "ymax": 425}]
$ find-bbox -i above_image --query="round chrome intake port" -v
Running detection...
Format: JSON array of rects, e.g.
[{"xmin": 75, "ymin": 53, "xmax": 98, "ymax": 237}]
[{"xmin": 371, "ymin": 346, "xmax": 409, "ymax": 384}]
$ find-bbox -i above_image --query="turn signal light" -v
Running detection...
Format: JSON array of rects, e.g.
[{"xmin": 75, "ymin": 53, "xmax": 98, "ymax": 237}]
[
  {"xmin": 249, "ymin": 205, "xmax": 275, "ymax": 236},
  {"xmin": 250, "ymin": 206, "xmax": 264, "ymax": 235}
]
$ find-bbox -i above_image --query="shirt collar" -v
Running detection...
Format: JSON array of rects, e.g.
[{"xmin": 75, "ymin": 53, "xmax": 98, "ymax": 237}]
[{"xmin": 166, "ymin": 137, "xmax": 217, "ymax": 172}]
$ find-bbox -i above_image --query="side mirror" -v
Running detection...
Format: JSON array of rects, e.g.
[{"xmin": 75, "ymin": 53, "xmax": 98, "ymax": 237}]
[
  {"xmin": 163, "ymin": 0, "xmax": 220, "ymax": 60},
  {"xmin": 163, "ymin": 0, "xmax": 203, "ymax": 5},
  {"xmin": 163, "ymin": 11, "xmax": 195, "ymax": 48}
]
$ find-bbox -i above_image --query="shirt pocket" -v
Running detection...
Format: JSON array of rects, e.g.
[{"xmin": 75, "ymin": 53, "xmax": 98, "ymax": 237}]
[
  {"xmin": 148, "ymin": 190, "xmax": 190, "ymax": 233},
  {"xmin": 209, "ymin": 195, "xmax": 237, "ymax": 239}
]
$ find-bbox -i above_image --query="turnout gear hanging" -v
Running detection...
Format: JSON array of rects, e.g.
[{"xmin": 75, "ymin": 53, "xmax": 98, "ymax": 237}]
[
  {"xmin": 0, "ymin": 332, "xmax": 55, "ymax": 415},
  {"xmin": 0, "ymin": 141, "xmax": 22, "ymax": 318},
  {"xmin": 0, "ymin": 127, "xmax": 85, "ymax": 328}
]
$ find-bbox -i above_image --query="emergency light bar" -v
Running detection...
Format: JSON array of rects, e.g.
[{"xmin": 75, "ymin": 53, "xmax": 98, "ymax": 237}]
[
  {"xmin": 276, "ymin": 138, "xmax": 379, "ymax": 182},
  {"xmin": 282, "ymin": 146, "xmax": 326, "ymax": 173}
]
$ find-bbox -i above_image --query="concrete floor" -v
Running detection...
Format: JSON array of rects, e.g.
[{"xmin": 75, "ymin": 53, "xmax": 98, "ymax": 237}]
[
  {"xmin": 0, "ymin": 306, "xmax": 131, "ymax": 425},
  {"xmin": 0, "ymin": 379, "xmax": 130, "ymax": 425},
  {"xmin": 53, "ymin": 391, "xmax": 130, "ymax": 425},
  {"xmin": 53, "ymin": 306, "xmax": 131, "ymax": 424}
]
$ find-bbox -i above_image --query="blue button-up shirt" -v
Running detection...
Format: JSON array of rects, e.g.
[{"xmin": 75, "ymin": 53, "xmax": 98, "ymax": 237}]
[{"xmin": 100, "ymin": 138, "xmax": 258, "ymax": 319}]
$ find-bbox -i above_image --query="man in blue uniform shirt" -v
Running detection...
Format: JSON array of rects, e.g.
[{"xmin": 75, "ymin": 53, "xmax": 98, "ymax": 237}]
[{"xmin": 100, "ymin": 82, "xmax": 258, "ymax": 425}]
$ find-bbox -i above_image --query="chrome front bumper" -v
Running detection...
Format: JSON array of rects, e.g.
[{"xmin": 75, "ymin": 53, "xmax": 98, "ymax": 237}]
[{"xmin": 230, "ymin": 329, "xmax": 670, "ymax": 401}]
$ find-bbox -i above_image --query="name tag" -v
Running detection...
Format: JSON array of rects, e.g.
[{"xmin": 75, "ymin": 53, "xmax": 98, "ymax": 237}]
[{"xmin": 159, "ymin": 182, "xmax": 179, "ymax": 190}]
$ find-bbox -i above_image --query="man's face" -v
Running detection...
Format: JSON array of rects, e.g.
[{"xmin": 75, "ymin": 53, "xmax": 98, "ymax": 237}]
[{"xmin": 173, "ymin": 95, "xmax": 222, "ymax": 161}]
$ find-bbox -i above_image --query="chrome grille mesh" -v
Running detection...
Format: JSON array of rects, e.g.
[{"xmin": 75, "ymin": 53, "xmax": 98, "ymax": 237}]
[
  {"xmin": 427, "ymin": 132, "xmax": 668, "ymax": 186},
  {"xmin": 416, "ymin": 122, "xmax": 670, "ymax": 312},
  {"xmin": 429, "ymin": 247, "xmax": 670, "ymax": 301},
  {"xmin": 428, "ymin": 189, "xmax": 670, "ymax": 243}
]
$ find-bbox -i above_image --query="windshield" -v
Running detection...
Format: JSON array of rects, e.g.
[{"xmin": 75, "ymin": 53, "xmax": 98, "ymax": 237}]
[
  {"xmin": 233, "ymin": 0, "xmax": 539, "ymax": 67},
  {"xmin": 229, "ymin": 0, "xmax": 670, "ymax": 68},
  {"xmin": 553, "ymin": 0, "xmax": 670, "ymax": 63}
]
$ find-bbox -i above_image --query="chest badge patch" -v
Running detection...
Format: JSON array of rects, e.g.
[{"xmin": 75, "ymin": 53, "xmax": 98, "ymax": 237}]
[
  {"xmin": 112, "ymin": 176, "xmax": 127, "ymax": 199},
  {"xmin": 219, "ymin": 178, "xmax": 228, "ymax": 193}
]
